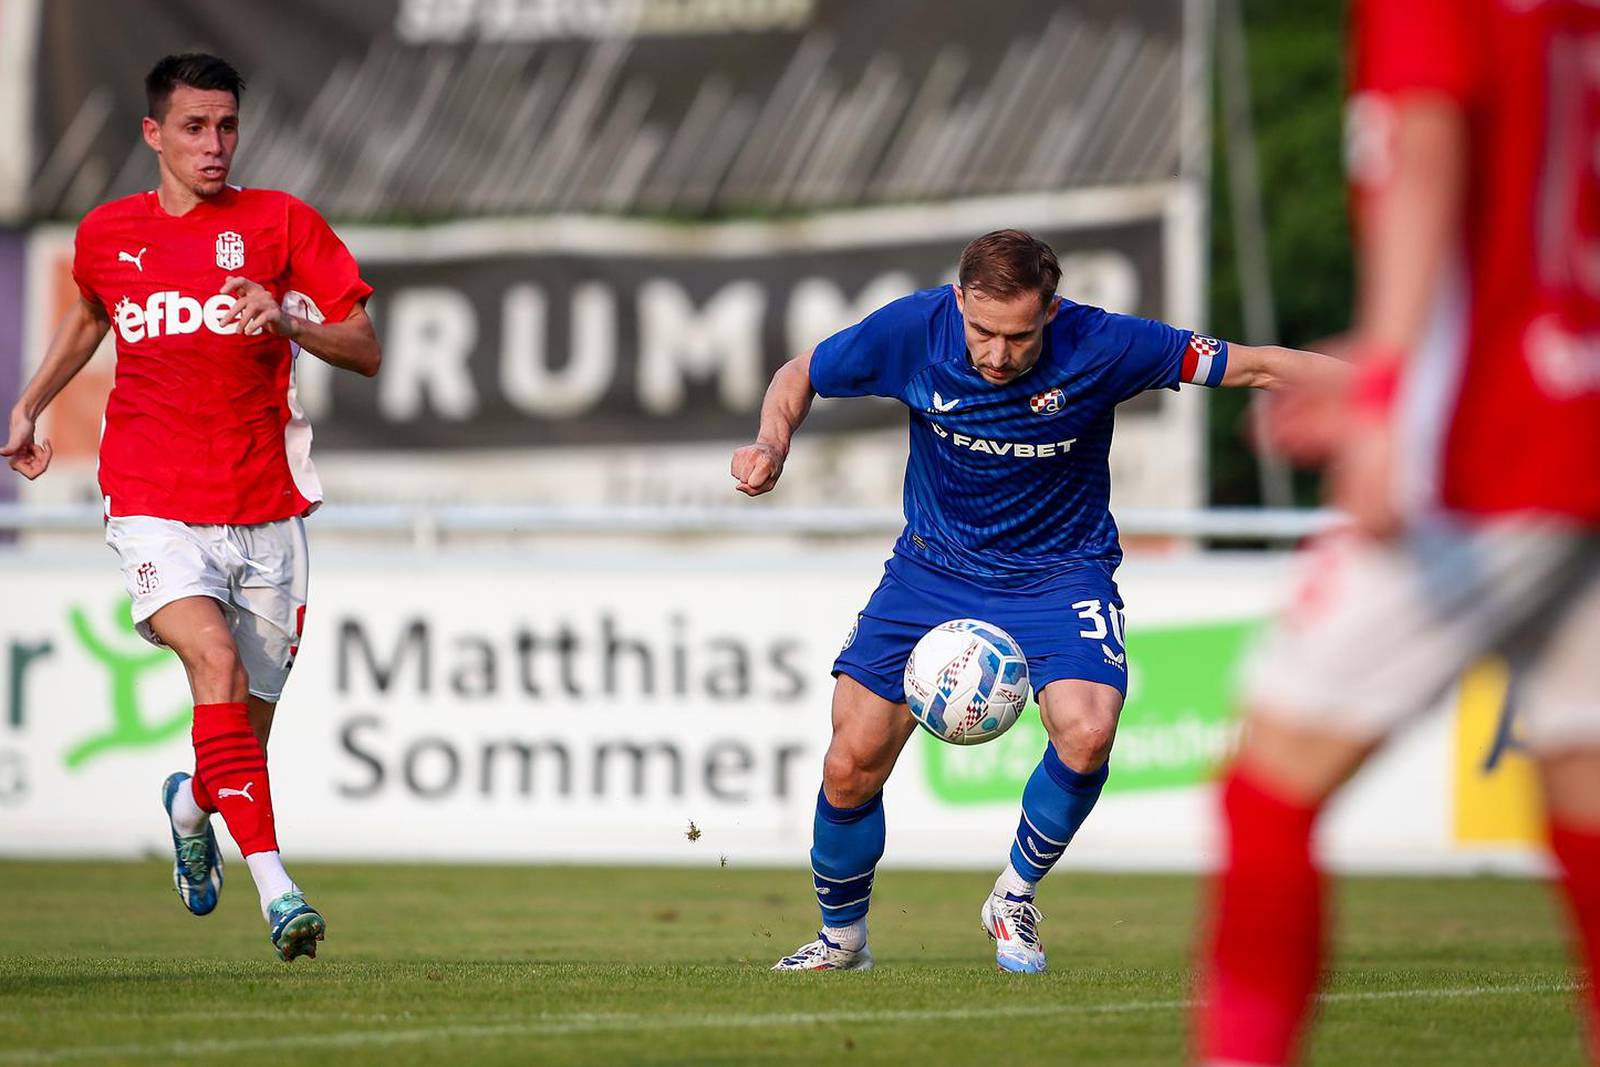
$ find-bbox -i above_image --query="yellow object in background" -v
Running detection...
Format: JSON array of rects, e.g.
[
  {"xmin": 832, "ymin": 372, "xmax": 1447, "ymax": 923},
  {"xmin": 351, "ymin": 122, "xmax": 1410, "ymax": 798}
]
[{"xmin": 1452, "ymin": 659, "xmax": 1545, "ymax": 847}]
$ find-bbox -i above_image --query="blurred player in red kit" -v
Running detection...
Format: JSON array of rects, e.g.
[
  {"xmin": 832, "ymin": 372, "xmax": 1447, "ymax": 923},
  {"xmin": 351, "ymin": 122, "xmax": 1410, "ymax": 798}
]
[
  {"xmin": 1196, "ymin": 1, "xmax": 1600, "ymax": 1062},
  {"xmin": 3, "ymin": 54, "xmax": 380, "ymax": 960}
]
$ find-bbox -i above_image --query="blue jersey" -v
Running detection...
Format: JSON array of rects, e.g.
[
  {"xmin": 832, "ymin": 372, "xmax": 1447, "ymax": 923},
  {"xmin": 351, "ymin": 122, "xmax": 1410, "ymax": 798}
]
[{"xmin": 809, "ymin": 285, "xmax": 1228, "ymax": 581}]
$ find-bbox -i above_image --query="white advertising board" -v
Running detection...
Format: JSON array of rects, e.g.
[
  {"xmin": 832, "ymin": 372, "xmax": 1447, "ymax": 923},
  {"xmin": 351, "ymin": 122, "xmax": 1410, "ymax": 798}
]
[{"xmin": 0, "ymin": 546, "xmax": 1547, "ymax": 875}]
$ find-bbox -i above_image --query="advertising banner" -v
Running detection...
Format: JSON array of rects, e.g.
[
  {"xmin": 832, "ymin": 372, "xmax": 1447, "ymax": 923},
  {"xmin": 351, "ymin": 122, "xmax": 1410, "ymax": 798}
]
[
  {"xmin": 27, "ymin": 0, "xmax": 1190, "ymax": 222},
  {"xmin": 24, "ymin": 192, "xmax": 1182, "ymax": 450},
  {"xmin": 15, "ymin": 0, "xmax": 1210, "ymax": 509},
  {"xmin": 0, "ymin": 548, "xmax": 1545, "ymax": 875}
]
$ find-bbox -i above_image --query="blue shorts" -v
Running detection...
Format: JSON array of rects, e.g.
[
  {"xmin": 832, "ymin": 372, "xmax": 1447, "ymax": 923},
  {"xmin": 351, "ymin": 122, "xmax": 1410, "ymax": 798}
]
[{"xmin": 833, "ymin": 552, "xmax": 1128, "ymax": 703}]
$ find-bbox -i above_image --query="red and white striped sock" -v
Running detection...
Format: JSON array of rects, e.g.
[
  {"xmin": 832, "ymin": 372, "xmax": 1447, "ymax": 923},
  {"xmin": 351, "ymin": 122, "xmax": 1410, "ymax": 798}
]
[
  {"xmin": 192, "ymin": 701, "xmax": 278, "ymax": 857},
  {"xmin": 192, "ymin": 702, "xmax": 301, "ymax": 915}
]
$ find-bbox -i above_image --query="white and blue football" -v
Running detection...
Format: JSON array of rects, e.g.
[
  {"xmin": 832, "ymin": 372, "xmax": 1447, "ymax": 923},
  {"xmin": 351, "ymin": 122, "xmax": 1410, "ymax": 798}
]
[{"xmin": 903, "ymin": 619, "xmax": 1030, "ymax": 746}]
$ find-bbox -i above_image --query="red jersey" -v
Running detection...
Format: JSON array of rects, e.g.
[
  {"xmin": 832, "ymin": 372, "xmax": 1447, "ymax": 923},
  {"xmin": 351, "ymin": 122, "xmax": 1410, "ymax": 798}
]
[
  {"xmin": 1352, "ymin": 0, "xmax": 1600, "ymax": 521},
  {"xmin": 72, "ymin": 187, "xmax": 372, "ymax": 524}
]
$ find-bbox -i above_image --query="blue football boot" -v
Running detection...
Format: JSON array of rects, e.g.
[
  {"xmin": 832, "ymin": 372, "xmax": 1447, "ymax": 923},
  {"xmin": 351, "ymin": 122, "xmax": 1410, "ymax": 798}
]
[{"xmin": 161, "ymin": 772, "xmax": 223, "ymax": 916}]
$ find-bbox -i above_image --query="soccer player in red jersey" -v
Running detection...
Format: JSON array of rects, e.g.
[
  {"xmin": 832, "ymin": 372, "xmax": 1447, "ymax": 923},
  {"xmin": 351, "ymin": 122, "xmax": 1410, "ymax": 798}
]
[
  {"xmin": 1196, "ymin": 1, "xmax": 1600, "ymax": 1062},
  {"xmin": 3, "ymin": 54, "xmax": 379, "ymax": 961}
]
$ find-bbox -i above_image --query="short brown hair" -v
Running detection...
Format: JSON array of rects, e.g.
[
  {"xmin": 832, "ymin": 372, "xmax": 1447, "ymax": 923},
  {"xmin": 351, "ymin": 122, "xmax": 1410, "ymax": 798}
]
[{"xmin": 958, "ymin": 230, "xmax": 1061, "ymax": 306}]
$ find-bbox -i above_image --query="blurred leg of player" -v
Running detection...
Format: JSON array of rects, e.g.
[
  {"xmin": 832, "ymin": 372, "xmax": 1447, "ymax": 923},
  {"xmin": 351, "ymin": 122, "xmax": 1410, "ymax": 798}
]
[
  {"xmin": 1196, "ymin": 528, "xmax": 1600, "ymax": 1066},
  {"xmin": 1525, "ymin": 574, "xmax": 1600, "ymax": 1063},
  {"xmin": 1196, "ymin": 715, "xmax": 1366, "ymax": 1066},
  {"xmin": 773, "ymin": 675, "xmax": 914, "ymax": 971},
  {"xmin": 983, "ymin": 679, "xmax": 1119, "ymax": 973},
  {"xmin": 1544, "ymin": 750, "xmax": 1600, "ymax": 1062}
]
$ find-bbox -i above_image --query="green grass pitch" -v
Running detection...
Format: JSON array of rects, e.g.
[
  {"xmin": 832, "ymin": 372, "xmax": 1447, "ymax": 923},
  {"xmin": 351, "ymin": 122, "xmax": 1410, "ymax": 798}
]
[{"xmin": 0, "ymin": 860, "xmax": 1586, "ymax": 1065}]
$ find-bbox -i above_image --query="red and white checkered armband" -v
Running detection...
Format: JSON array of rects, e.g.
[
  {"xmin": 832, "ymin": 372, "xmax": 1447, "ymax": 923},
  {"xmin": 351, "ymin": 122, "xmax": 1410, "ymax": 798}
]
[{"xmin": 1179, "ymin": 334, "xmax": 1229, "ymax": 388}]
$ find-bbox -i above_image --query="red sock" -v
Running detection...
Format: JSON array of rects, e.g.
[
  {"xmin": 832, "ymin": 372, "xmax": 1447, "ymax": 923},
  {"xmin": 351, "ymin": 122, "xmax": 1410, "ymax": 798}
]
[
  {"xmin": 191, "ymin": 702, "xmax": 277, "ymax": 856},
  {"xmin": 1196, "ymin": 765, "xmax": 1325, "ymax": 1066},
  {"xmin": 1550, "ymin": 819, "xmax": 1600, "ymax": 1065},
  {"xmin": 190, "ymin": 772, "xmax": 217, "ymax": 813}
]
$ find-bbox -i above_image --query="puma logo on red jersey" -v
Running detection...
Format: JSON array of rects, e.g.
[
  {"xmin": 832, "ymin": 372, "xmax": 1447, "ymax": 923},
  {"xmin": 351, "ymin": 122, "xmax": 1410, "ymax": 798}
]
[{"xmin": 117, "ymin": 248, "xmax": 147, "ymax": 271}]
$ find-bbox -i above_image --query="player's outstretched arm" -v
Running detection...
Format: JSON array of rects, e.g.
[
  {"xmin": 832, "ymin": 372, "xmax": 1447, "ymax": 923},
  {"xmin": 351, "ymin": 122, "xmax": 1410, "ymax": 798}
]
[
  {"xmin": 3, "ymin": 296, "xmax": 111, "ymax": 480},
  {"xmin": 220, "ymin": 277, "xmax": 381, "ymax": 377},
  {"xmin": 731, "ymin": 350, "xmax": 816, "ymax": 497},
  {"xmin": 1218, "ymin": 343, "xmax": 1347, "ymax": 394}
]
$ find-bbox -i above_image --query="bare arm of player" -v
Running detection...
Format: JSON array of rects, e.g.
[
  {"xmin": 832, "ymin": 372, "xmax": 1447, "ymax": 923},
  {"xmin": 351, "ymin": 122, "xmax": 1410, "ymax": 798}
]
[
  {"xmin": 284, "ymin": 303, "xmax": 381, "ymax": 377},
  {"xmin": 1329, "ymin": 100, "xmax": 1469, "ymax": 537},
  {"xmin": 1324, "ymin": 103, "xmax": 1465, "ymax": 537},
  {"xmin": 731, "ymin": 350, "xmax": 816, "ymax": 497},
  {"xmin": 1220, "ymin": 343, "xmax": 1348, "ymax": 393},
  {"xmin": 3, "ymin": 296, "xmax": 112, "ymax": 480},
  {"xmin": 1351, "ymin": 101, "xmax": 1470, "ymax": 363},
  {"xmin": 219, "ymin": 276, "xmax": 382, "ymax": 377},
  {"xmin": 1249, "ymin": 101, "xmax": 1467, "ymax": 534}
]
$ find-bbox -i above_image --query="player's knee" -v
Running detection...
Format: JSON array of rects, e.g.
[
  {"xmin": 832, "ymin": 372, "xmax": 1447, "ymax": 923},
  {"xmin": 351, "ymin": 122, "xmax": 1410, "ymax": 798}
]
[
  {"xmin": 821, "ymin": 748, "xmax": 885, "ymax": 808},
  {"xmin": 1051, "ymin": 710, "xmax": 1117, "ymax": 771},
  {"xmin": 189, "ymin": 641, "xmax": 246, "ymax": 694}
]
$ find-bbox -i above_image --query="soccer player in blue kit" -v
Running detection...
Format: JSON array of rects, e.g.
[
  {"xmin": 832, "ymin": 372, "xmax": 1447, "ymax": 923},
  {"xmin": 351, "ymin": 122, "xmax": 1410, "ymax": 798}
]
[{"xmin": 731, "ymin": 230, "xmax": 1342, "ymax": 972}]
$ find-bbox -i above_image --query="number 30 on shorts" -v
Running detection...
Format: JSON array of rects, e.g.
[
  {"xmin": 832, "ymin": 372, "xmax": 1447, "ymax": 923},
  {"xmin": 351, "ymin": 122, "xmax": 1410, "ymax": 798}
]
[{"xmin": 1072, "ymin": 599, "xmax": 1125, "ymax": 647}]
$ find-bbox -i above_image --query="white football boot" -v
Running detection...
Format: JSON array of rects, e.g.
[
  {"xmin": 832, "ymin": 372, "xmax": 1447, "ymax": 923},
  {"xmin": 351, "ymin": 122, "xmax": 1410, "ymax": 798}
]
[
  {"xmin": 772, "ymin": 931, "xmax": 874, "ymax": 971},
  {"xmin": 981, "ymin": 892, "xmax": 1047, "ymax": 973}
]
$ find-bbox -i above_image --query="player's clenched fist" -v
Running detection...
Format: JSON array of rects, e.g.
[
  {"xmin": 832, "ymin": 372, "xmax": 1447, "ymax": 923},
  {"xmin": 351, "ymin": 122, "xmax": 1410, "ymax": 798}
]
[
  {"xmin": 221, "ymin": 276, "xmax": 300, "ymax": 339},
  {"xmin": 731, "ymin": 442, "xmax": 786, "ymax": 496},
  {"xmin": 1, "ymin": 410, "xmax": 52, "ymax": 480}
]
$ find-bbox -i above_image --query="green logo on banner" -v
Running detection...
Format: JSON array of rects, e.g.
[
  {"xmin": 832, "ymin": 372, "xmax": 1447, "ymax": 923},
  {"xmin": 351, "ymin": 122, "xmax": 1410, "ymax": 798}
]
[
  {"xmin": 922, "ymin": 619, "xmax": 1257, "ymax": 803},
  {"xmin": 63, "ymin": 601, "xmax": 190, "ymax": 769}
]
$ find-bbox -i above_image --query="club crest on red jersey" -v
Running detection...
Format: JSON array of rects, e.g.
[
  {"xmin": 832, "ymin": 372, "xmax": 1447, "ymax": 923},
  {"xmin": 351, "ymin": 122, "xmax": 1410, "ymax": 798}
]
[
  {"xmin": 215, "ymin": 230, "xmax": 245, "ymax": 271},
  {"xmin": 1029, "ymin": 387, "xmax": 1065, "ymax": 416}
]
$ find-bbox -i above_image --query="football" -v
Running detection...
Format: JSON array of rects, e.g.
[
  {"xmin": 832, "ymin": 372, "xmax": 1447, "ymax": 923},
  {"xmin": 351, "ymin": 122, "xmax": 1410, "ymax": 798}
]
[{"xmin": 903, "ymin": 619, "xmax": 1030, "ymax": 746}]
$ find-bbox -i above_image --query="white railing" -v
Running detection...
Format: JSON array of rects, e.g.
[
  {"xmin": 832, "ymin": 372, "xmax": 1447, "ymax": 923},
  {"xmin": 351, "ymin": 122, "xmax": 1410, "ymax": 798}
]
[{"xmin": 0, "ymin": 501, "xmax": 1340, "ymax": 549}]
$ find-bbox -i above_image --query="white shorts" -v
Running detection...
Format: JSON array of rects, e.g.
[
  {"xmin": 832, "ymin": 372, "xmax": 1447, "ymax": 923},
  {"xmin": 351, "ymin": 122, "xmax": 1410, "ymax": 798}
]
[
  {"xmin": 105, "ymin": 515, "xmax": 309, "ymax": 702},
  {"xmin": 1243, "ymin": 517, "xmax": 1600, "ymax": 753}
]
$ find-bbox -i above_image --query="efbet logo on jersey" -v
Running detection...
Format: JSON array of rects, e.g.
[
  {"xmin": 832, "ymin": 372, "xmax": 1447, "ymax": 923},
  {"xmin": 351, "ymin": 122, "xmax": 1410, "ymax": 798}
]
[
  {"xmin": 1029, "ymin": 387, "xmax": 1065, "ymax": 416},
  {"xmin": 112, "ymin": 292, "xmax": 243, "ymax": 344},
  {"xmin": 215, "ymin": 231, "xmax": 245, "ymax": 271}
]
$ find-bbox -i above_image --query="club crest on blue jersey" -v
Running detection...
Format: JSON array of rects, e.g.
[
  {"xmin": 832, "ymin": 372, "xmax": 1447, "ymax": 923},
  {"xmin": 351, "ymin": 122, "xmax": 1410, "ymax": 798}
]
[{"xmin": 1028, "ymin": 387, "xmax": 1065, "ymax": 416}]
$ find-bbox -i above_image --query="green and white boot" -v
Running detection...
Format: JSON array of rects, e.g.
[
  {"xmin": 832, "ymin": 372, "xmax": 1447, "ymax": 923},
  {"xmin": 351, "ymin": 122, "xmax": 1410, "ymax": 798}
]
[{"xmin": 267, "ymin": 891, "xmax": 326, "ymax": 961}]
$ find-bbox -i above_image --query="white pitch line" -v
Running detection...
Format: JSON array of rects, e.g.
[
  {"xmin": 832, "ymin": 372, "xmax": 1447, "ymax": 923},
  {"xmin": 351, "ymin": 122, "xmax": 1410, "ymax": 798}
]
[{"xmin": 0, "ymin": 982, "xmax": 1578, "ymax": 1064}]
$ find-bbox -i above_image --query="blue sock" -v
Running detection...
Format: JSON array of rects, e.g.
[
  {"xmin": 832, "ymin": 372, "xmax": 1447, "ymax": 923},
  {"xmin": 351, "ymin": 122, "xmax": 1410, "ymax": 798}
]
[
  {"xmin": 1008, "ymin": 744, "xmax": 1109, "ymax": 887},
  {"xmin": 810, "ymin": 787, "xmax": 885, "ymax": 929}
]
